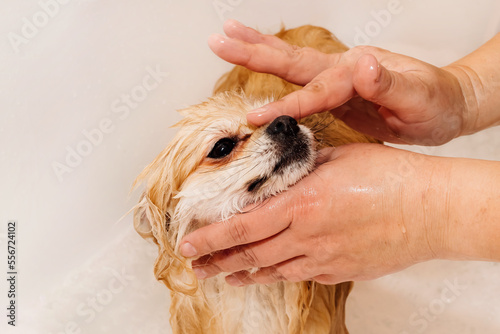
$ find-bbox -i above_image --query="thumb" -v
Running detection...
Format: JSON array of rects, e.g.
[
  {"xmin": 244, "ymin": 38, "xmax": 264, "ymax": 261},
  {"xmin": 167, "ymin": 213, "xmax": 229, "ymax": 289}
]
[{"xmin": 353, "ymin": 54, "xmax": 422, "ymax": 124}]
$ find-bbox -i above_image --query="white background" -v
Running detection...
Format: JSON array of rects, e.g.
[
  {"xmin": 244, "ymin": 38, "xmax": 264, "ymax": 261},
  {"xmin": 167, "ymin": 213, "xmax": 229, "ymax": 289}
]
[{"xmin": 1, "ymin": 0, "xmax": 500, "ymax": 333}]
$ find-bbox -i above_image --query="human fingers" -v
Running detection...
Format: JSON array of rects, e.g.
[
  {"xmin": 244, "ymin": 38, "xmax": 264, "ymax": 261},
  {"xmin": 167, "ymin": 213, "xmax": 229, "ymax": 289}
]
[
  {"xmin": 222, "ymin": 19, "xmax": 295, "ymax": 51},
  {"xmin": 179, "ymin": 193, "xmax": 293, "ymax": 258},
  {"xmin": 247, "ymin": 65, "xmax": 356, "ymax": 126},
  {"xmin": 191, "ymin": 229, "xmax": 302, "ymax": 279},
  {"xmin": 207, "ymin": 33, "xmax": 339, "ymax": 86},
  {"xmin": 224, "ymin": 256, "xmax": 323, "ymax": 286}
]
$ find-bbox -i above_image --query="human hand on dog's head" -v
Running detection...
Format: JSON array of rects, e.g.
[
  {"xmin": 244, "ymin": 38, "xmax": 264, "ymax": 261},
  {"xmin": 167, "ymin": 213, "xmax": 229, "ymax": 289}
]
[
  {"xmin": 179, "ymin": 144, "xmax": 457, "ymax": 286},
  {"xmin": 208, "ymin": 19, "xmax": 478, "ymax": 146}
]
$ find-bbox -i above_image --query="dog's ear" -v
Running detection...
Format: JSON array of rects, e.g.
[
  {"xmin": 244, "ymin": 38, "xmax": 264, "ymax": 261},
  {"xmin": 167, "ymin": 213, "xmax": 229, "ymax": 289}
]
[
  {"xmin": 133, "ymin": 192, "xmax": 170, "ymax": 244},
  {"xmin": 133, "ymin": 192, "xmax": 198, "ymax": 295}
]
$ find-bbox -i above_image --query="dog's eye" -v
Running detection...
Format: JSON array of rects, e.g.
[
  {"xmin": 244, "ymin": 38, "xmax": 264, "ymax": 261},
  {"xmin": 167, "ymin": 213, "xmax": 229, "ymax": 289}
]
[{"xmin": 208, "ymin": 138, "xmax": 237, "ymax": 159}]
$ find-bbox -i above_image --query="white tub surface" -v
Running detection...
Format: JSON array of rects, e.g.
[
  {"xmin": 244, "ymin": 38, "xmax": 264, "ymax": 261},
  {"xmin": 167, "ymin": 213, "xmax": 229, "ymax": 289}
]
[{"xmin": 1, "ymin": 1, "xmax": 499, "ymax": 333}]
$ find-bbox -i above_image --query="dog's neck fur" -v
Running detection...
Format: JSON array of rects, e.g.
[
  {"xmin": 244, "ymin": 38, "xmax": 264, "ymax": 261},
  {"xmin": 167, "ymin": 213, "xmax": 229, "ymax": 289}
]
[
  {"xmin": 134, "ymin": 91, "xmax": 358, "ymax": 333},
  {"xmin": 134, "ymin": 25, "xmax": 381, "ymax": 334},
  {"xmin": 170, "ymin": 277, "xmax": 351, "ymax": 334}
]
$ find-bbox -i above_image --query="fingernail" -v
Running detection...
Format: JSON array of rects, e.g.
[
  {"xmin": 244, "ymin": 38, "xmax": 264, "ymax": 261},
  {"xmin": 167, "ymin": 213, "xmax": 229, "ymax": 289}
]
[
  {"xmin": 193, "ymin": 267, "xmax": 208, "ymax": 279},
  {"xmin": 208, "ymin": 33, "xmax": 229, "ymax": 45},
  {"xmin": 375, "ymin": 62, "xmax": 382, "ymax": 82},
  {"xmin": 180, "ymin": 242, "xmax": 197, "ymax": 257},
  {"xmin": 247, "ymin": 106, "xmax": 269, "ymax": 115},
  {"xmin": 226, "ymin": 275, "xmax": 244, "ymax": 287},
  {"xmin": 361, "ymin": 54, "xmax": 381, "ymax": 82},
  {"xmin": 369, "ymin": 56, "xmax": 381, "ymax": 82}
]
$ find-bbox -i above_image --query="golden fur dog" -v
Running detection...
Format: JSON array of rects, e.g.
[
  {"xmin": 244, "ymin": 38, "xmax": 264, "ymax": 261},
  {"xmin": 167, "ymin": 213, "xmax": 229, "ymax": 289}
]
[{"xmin": 133, "ymin": 25, "xmax": 379, "ymax": 334}]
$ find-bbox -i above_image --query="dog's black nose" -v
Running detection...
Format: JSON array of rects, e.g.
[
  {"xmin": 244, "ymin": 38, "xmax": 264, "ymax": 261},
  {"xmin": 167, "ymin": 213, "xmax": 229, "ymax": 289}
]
[{"xmin": 266, "ymin": 116, "xmax": 300, "ymax": 137}]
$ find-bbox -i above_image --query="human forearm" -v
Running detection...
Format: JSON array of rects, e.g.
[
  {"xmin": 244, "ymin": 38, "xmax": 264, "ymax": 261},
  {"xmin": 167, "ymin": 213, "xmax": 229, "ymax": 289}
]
[
  {"xmin": 426, "ymin": 154, "xmax": 500, "ymax": 262},
  {"xmin": 443, "ymin": 33, "xmax": 500, "ymax": 135},
  {"xmin": 438, "ymin": 157, "xmax": 500, "ymax": 261}
]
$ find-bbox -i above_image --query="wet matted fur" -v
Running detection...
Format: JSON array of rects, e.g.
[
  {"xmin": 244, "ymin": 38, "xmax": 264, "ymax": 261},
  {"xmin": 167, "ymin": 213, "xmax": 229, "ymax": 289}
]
[{"xmin": 134, "ymin": 25, "xmax": 379, "ymax": 334}]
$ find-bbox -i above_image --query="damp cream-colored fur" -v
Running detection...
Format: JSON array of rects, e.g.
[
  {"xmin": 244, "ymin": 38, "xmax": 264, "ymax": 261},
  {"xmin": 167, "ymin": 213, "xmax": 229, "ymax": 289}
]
[{"xmin": 133, "ymin": 25, "xmax": 379, "ymax": 334}]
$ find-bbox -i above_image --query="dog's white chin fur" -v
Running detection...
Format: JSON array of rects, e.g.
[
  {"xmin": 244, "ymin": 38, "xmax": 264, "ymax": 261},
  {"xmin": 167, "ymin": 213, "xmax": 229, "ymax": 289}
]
[
  {"xmin": 170, "ymin": 93, "xmax": 317, "ymax": 249},
  {"xmin": 134, "ymin": 92, "xmax": 331, "ymax": 334},
  {"xmin": 133, "ymin": 23, "xmax": 371, "ymax": 333}
]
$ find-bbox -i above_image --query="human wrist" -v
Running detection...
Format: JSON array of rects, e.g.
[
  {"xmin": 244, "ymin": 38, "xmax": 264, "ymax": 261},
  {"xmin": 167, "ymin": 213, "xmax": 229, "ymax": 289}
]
[
  {"xmin": 440, "ymin": 64, "xmax": 480, "ymax": 137},
  {"xmin": 440, "ymin": 158, "xmax": 500, "ymax": 261},
  {"xmin": 381, "ymin": 150, "xmax": 451, "ymax": 264},
  {"xmin": 441, "ymin": 33, "xmax": 500, "ymax": 136},
  {"xmin": 413, "ymin": 155, "xmax": 494, "ymax": 262},
  {"xmin": 402, "ymin": 154, "xmax": 454, "ymax": 262}
]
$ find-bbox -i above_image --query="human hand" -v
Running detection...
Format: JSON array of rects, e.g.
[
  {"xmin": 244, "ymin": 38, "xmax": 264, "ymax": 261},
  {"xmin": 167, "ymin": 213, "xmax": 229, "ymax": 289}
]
[
  {"xmin": 208, "ymin": 20, "xmax": 476, "ymax": 145},
  {"xmin": 179, "ymin": 144, "xmax": 452, "ymax": 286}
]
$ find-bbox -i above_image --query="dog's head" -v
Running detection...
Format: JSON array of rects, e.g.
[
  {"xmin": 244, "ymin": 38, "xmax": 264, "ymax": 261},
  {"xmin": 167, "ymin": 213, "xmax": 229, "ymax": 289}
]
[{"xmin": 133, "ymin": 91, "xmax": 318, "ymax": 293}]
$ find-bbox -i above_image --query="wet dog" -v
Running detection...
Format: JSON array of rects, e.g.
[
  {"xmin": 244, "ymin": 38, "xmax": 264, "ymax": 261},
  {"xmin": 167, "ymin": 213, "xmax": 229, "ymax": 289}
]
[{"xmin": 134, "ymin": 25, "xmax": 378, "ymax": 334}]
